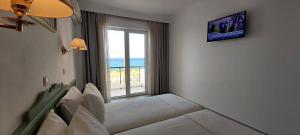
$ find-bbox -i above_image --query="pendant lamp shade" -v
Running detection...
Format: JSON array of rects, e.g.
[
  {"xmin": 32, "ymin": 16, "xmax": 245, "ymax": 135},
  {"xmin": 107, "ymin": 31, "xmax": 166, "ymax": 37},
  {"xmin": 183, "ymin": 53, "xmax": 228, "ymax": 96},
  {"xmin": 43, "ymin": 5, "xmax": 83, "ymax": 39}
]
[{"xmin": 0, "ymin": 0, "xmax": 73, "ymax": 18}]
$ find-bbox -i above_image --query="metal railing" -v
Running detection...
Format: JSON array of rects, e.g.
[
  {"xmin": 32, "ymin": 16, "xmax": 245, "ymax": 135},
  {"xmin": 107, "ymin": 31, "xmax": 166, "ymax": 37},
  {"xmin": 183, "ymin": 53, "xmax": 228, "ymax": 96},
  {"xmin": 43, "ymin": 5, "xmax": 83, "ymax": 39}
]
[{"xmin": 109, "ymin": 66, "xmax": 144, "ymax": 86}]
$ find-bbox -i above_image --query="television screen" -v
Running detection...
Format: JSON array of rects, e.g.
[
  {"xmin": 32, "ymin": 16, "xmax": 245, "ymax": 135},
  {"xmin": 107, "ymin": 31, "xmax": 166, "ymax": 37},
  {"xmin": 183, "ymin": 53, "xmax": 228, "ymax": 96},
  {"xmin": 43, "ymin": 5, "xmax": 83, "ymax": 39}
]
[{"xmin": 207, "ymin": 11, "xmax": 246, "ymax": 42}]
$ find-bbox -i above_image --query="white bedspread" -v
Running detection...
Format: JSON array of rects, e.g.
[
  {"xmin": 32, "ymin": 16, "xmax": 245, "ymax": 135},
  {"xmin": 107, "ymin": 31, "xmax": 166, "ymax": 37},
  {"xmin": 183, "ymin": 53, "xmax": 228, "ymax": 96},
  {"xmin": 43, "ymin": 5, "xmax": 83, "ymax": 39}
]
[
  {"xmin": 115, "ymin": 115, "xmax": 214, "ymax": 135},
  {"xmin": 116, "ymin": 110, "xmax": 264, "ymax": 135},
  {"xmin": 185, "ymin": 110, "xmax": 264, "ymax": 135},
  {"xmin": 104, "ymin": 94, "xmax": 203, "ymax": 134}
]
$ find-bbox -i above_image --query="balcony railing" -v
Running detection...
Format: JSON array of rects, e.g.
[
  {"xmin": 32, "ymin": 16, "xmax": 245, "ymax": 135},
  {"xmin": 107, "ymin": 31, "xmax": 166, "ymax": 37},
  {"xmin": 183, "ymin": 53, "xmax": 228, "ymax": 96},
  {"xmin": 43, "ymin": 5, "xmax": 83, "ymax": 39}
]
[{"xmin": 109, "ymin": 66, "xmax": 145, "ymax": 97}]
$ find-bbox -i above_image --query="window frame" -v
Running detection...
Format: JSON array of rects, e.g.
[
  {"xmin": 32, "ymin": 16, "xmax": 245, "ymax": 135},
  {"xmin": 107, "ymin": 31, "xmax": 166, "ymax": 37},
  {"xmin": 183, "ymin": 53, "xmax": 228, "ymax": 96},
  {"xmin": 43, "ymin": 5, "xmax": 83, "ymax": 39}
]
[{"xmin": 106, "ymin": 26, "xmax": 148, "ymax": 99}]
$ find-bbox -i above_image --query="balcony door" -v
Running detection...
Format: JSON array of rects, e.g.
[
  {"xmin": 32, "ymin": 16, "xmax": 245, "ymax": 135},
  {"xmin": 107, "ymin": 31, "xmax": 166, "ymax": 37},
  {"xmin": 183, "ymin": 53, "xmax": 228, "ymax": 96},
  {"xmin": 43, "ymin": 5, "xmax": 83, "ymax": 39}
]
[{"xmin": 107, "ymin": 28, "xmax": 147, "ymax": 98}]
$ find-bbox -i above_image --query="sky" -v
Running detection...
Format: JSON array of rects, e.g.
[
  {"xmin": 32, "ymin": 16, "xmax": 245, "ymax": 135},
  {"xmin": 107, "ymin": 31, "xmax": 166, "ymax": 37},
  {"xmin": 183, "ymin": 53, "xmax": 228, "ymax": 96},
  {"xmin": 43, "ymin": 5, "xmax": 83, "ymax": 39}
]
[{"xmin": 107, "ymin": 30, "xmax": 145, "ymax": 58}]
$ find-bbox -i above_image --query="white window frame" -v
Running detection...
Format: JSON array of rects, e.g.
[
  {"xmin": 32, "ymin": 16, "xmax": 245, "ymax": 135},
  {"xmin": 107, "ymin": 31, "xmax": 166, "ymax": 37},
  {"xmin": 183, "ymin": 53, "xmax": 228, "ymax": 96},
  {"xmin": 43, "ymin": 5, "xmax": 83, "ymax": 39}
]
[{"xmin": 106, "ymin": 26, "xmax": 148, "ymax": 99}]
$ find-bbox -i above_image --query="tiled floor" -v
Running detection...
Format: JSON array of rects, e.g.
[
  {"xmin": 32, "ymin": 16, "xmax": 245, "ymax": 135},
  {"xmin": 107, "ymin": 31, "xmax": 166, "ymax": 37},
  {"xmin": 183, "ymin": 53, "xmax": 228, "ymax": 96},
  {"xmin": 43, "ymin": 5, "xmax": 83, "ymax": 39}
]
[
  {"xmin": 111, "ymin": 87, "xmax": 146, "ymax": 97},
  {"xmin": 110, "ymin": 94, "xmax": 150, "ymax": 103}
]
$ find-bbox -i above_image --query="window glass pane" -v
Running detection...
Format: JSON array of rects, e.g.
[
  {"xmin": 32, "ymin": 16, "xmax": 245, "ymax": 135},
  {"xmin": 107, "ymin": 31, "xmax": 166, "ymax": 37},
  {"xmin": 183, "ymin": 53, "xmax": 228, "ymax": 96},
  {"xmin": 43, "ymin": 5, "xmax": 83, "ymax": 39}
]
[
  {"xmin": 107, "ymin": 30, "xmax": 126, "ymax": 97},
  {"xmin": 129, "ymin": 33, "xmax": 146, "ymax": 94}
]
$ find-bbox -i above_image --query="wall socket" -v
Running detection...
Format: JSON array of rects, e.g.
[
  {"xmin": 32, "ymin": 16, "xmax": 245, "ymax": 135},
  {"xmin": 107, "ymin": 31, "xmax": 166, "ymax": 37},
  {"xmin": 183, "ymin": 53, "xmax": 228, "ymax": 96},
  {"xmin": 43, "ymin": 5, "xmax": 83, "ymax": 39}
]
[{"xmin": 43, "ymin": 77, "xmax": 49, "ymax": 87}]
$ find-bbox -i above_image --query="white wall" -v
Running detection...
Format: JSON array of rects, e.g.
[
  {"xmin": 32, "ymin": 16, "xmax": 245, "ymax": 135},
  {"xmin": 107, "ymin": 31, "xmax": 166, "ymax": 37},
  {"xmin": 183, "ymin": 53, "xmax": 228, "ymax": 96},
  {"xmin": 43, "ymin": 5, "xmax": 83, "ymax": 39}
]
[
  {"xmin": 73, "ymin": 23, "xmax": 85, "ymax": 91},
  {"xmin": 170, "ymin": 0, "xmax": 300, "ymax": 135},
  {"xmin": 0, "ymin": 12, "xmax": 76, "ymax": 135}
]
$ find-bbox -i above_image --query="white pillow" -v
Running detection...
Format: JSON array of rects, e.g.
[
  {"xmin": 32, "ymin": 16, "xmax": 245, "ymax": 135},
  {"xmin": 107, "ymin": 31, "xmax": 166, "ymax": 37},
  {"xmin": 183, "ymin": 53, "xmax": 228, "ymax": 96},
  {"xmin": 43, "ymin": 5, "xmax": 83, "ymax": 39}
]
[
  {"xmin": 59, "ymin": 86, "xmax": 83, "ymax": 123},
  {"xmin": 37, "ymin": 110, "xmax": 68, "ymax": 135},
  {"xmin": 82, "ymin": 83, "xmax": 105, "ymax": 123},
  {"xmin": 86, "ymin": 83, "xmax": 99, "ymax": 91},
  {"xmin": 68, "ymin": 106, "xmax": 110, "ymax": 135}
]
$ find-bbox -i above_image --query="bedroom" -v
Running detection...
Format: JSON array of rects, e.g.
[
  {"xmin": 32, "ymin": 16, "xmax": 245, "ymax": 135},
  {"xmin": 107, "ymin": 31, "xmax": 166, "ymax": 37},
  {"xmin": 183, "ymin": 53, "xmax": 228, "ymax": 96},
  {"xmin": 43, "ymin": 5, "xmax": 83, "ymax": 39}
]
[{"xmin": 0, "ymin": 0, "xmax": 299, "ymax": 135}]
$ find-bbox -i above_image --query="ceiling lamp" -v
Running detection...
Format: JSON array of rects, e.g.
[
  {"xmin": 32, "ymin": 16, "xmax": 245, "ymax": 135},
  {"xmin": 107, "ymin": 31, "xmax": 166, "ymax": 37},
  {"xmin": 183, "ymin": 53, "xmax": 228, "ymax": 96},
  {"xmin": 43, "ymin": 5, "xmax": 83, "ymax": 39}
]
[{"xmin": 0, "ymin": 0, "xmax": 73, "ymax": 31}]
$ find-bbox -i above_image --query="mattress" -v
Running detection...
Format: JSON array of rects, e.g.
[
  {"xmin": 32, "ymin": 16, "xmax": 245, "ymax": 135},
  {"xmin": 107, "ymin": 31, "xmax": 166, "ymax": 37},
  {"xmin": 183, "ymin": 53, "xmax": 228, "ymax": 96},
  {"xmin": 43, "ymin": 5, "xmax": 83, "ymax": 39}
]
[
  {"xmin": 116, "ymin": 110, "xmax": 264, "ymax": 135},
  {"xmin": 104, "ymin": 94, "xmax": 203, "ymax": 134}
]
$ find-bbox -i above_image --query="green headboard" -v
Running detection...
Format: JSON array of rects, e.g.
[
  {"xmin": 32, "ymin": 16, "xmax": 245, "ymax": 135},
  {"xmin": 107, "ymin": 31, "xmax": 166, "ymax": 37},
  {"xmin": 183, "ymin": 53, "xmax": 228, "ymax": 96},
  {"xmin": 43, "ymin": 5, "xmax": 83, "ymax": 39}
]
[{"xmin": 12, "ymin": 80, "xmax": 76, "ymax": 135}]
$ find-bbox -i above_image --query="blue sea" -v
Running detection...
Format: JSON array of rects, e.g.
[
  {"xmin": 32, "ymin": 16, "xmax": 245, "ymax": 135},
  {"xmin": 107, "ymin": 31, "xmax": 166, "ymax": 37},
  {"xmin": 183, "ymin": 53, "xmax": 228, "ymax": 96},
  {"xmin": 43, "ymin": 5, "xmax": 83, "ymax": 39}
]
[{"xmin": 109, "ymin": 58, "xmax": 144, "ymax": 68}]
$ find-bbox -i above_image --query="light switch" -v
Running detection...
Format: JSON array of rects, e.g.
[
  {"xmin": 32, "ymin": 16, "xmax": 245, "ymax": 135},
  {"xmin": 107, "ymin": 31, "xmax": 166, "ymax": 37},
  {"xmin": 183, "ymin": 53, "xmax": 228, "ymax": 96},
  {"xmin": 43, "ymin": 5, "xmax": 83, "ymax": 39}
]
[{"xmin": 43, "ymin": 77, "xmax": 49, "ymax": 87}]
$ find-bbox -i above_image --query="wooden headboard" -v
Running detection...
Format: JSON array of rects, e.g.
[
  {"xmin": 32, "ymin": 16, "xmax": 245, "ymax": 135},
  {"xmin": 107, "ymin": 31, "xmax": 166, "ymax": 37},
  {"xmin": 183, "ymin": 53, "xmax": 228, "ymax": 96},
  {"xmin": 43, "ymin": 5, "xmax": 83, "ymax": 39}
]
[{"xmin": 12, "ymin": 80, "xmax": 76, "ymax": 135}]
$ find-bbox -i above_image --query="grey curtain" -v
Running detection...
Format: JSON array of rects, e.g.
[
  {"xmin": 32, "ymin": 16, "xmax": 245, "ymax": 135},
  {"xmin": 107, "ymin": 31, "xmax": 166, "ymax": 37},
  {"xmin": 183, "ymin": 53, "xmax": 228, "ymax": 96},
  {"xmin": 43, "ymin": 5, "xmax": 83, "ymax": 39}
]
[
  {"xmin": 147, "ymin": 21, "xmax": 169, "ymax": 95},
  {"xmin": 81, "ymin": 11, "xmax": 110, "ymax": 102}
]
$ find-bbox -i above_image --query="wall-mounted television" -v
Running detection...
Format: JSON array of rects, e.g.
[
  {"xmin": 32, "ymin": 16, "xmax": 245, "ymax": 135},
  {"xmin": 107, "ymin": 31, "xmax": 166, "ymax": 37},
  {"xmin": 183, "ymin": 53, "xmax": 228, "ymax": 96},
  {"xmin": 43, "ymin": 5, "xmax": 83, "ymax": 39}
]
[{"xmin": 207, "ymin": 11, "xmax": 246, "ymax": 42}]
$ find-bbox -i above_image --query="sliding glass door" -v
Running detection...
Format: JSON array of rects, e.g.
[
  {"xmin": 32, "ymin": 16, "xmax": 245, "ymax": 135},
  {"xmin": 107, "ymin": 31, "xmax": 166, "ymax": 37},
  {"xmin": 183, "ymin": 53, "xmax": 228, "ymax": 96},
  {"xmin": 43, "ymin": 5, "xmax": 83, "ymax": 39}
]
[
  {"xmin": 107, "ymin": 30, "xmax": 126, "ymax": 97},
  {"xmin": 107, "ymin": 28, "xmax": 147, "ymax": 98},
  {"xmin": 129, "ymin": 32, "xmax": 146, "ymax": 94}
]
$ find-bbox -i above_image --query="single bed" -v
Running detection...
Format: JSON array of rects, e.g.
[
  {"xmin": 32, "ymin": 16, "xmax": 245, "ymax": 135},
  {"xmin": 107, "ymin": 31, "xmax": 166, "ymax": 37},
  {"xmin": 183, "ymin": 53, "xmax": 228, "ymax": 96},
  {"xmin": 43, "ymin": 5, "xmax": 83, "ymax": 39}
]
[
  {"xmin": 116, "ymin": 110, "xmax": 265, "ymax": 135},
  {"xmin": 104, "ymin": 94, "xmax": 203, "ymax": 134}
]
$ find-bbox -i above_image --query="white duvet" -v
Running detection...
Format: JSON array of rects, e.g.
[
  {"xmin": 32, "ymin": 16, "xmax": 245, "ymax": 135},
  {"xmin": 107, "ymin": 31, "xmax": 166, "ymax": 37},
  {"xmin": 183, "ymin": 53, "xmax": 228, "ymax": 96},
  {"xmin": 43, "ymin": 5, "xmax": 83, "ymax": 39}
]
[
  {"xmin": 116, "ymin": 110, "xmax": 264, "ymax": 135},
  {"xmin": 104, "ymin": 94, "xmax": 203, "ymax": 134},
  {"xmin": 115, "ymin": 115, "xmax": 214, "ymax": 135}
]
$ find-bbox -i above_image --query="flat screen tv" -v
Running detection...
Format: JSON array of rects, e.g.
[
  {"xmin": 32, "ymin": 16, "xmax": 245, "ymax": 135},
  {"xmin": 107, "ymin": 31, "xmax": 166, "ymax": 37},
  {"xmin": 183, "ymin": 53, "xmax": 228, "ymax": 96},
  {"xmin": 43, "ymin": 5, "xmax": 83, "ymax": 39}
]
[{"xmin": 207, "ymin": 11, "xmax": 246, "ymax": 42}]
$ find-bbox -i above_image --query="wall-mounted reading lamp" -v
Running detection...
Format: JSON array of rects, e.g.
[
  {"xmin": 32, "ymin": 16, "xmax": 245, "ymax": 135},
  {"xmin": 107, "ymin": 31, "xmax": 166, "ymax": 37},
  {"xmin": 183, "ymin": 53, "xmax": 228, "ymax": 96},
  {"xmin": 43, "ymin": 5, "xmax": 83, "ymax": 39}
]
[
  {"xmin": 62, "ymin": 38, "xmax": 88, "ymax": 55},
  {"xmin": 0, "ymin": 0, "xmax": 74, "ymax": 32}
]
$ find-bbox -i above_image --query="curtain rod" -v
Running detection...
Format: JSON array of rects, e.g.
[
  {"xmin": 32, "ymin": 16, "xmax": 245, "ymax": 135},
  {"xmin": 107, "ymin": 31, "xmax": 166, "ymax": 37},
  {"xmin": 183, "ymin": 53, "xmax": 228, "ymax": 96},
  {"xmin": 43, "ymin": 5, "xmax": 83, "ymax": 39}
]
[{"xmin": 81, "ymin": 10, "xmax": 169, "ymax": 24}]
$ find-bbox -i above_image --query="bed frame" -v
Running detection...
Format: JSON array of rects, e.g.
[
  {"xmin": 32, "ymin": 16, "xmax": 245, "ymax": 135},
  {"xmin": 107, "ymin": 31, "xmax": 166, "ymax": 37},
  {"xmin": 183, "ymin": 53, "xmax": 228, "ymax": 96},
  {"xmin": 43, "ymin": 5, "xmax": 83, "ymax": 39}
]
[{"xmin": 12, "ymin": 80, "xmax": 76, "ymax": 135}]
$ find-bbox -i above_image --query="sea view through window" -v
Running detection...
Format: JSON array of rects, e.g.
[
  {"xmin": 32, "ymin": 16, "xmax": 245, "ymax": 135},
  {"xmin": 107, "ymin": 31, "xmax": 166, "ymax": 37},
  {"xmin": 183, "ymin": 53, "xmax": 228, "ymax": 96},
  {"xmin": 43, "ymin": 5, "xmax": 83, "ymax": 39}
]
[{"xmin": 107, "ymin": 29, "xmax": 146, "ymax": 98}]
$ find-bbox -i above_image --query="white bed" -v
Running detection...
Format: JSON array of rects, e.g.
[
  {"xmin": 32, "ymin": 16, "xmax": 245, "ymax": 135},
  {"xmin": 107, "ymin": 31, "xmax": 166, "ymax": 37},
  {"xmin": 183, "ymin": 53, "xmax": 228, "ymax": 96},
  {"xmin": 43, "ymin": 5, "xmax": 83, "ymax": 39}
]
[
  {"xmin": 116, "ymin": 110, "xmax": 265, "ymax": 135},
  {"xmin": 104, "ymin": 94, "xmax": 203, "ymax": 134}
]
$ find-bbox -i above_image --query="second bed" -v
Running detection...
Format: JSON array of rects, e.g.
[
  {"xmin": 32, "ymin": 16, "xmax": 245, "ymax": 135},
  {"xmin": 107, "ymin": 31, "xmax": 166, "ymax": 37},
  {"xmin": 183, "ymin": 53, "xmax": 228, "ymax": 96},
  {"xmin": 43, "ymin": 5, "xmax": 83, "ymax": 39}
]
[
  {"xmin": 116, "ymin": 110, "xmax": 265, "ymax": 135},
  {"xmin": 104, "ymin": 94, "xmax": 203, "ymax": 134}
]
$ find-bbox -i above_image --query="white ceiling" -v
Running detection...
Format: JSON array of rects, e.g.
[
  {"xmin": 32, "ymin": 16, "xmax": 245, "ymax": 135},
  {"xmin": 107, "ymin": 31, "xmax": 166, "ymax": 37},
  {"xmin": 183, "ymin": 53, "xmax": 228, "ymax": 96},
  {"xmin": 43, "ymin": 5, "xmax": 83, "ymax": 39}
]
[{"xmin": 78, "ymin": 0, "xmax": 199, "ymax": 22}]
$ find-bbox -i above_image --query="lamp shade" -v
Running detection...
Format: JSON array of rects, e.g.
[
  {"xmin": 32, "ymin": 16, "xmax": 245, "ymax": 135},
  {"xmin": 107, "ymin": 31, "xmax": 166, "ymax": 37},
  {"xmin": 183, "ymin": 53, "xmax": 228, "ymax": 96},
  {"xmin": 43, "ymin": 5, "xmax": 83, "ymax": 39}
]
[
  {"xmin": 70, "ymin": 38, "xmax": 87, "ymax": 51},
  {"xmin": 0, "ymin": 0, "xmax": 73, "ymax": 18}
]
